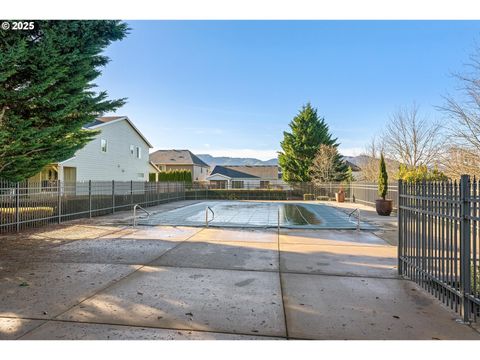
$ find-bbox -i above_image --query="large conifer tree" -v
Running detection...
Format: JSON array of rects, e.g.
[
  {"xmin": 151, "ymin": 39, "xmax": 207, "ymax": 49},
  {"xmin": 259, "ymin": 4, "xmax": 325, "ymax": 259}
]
[
  {"xmin": 0, "ymin": 21, "xmax": 128, "ymax": 182},
  {"xmin": 278, "ymin": 103, "xmax": 348, "ymax": 182}
]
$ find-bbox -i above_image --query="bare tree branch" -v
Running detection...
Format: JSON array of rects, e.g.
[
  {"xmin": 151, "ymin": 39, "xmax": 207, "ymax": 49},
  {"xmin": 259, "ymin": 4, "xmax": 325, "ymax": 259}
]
[
  {"xmin": 438, "ymin": 46, "xmax": 480, "ymax": 177},
  {"xmin": 381, "ymin": 103, "xmax": 444, "ymax": 168}
]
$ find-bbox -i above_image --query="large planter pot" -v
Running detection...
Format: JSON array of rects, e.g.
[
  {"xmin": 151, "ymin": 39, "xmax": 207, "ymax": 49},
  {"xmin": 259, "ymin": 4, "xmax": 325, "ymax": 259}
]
[
  {"xmin": 375, "ymin": 199, "xmax": 393, "ymax": 216},
  {"xmin": 335, "ymin": 192, "xmax": 345, "ymax": 203}
]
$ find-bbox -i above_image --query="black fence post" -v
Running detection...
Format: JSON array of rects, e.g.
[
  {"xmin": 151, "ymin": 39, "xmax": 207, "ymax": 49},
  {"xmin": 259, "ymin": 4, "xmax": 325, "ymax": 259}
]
[
  {"xmin": 421, "ymin": 180, "xmax": 427, "ymax": 277},
  {"xmin": 130, "ymin": 180, "xmax": 133, "ymax": 207},
  {"xmin": 57, "ymin": 180, "xmax": 62, "ymax": 224},
  {"xmin": 460, "ymin": 174, "xmax": 472, "ymax": 323},
  {"xmin": 15, "ymin": 182, "xmax": 20, "ymax": 232},
  {"xmin": 398, "ymin": 179, "xmax": 403, "ymax": 276},
  {"xmin": 88, "ymin": 180, "xmax": 92, "ymax": 219},
  {"xmin": 112, "ymin": 180, "xmax": 115, "ymax": 213}
]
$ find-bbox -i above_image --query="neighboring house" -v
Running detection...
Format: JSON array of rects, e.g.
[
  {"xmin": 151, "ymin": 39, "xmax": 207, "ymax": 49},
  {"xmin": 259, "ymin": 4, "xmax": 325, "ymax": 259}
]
[
  {"xmin": 29, "ymin": 116, "xmax": 153, "ymax": 186},
  {"xmin": 344, "ymin": 160, "xmax": 362, "ymax": 180},
  {"xmin": 148, "ymin": 162, "xmax": 161, "ymax": 182},
  {"xmin": 207, "ymin": 165, "xmax": 261, "ymax": 189},
  {"xmin": 221, "ymin": 165, "xmax": 285, "ymax": 188},
  {"xmin": 149, "ymin": 150, "xmax": 210, "ymax": 182}
]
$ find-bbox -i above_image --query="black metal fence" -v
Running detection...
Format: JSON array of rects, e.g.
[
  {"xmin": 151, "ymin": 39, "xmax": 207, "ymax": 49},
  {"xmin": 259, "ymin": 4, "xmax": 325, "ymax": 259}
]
[
  {"xmin": 350, "ymin": 182, "xmax": 398, "ymax": 210},
  {"xmin": 185, "ymin": 182, "xmax": 349, "ymax": 201},
  {"xmin": 184, "ymin": 181, "xmax": 398, "ymax": 206},
  {"xmin": 0, "ymin": 180, "xmax": 186, "ymax": 233},
  {"xmin": 1, "ymin": 179, "xmax": 396, "ymax": 234},
  {"xmin": 398, "ymin": 175, "xmax": 480, "ymax": 322}
]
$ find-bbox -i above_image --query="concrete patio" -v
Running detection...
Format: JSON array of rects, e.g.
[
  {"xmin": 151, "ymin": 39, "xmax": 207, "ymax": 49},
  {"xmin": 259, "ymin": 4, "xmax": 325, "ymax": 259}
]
[{"xmin": 0, "ymin": 203, "xmax": 479, "ymax": 339}]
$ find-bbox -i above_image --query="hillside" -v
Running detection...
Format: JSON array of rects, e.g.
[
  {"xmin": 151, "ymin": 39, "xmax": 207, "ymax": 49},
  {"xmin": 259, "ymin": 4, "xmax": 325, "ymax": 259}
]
[
  {"xmin": 197, "ymin": 154, "xmax": 279, "ymax": 167},
  {"xmin": 197, "ymin": 154, "xmax": 367, "ymax": 168}
]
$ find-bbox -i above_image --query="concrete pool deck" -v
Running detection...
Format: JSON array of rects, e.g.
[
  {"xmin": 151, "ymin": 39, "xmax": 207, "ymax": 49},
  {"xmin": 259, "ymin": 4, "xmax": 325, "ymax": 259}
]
[{"xmin": 0, "ymin": 201, "xmax": 479, "ymax": 340}]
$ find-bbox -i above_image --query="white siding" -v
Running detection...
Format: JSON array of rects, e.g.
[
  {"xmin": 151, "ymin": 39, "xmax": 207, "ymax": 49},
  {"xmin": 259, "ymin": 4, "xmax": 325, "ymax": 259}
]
[
  {"xmin": 61, "ymin": 119, "xmax": 150, "ymax": 181},
  {"xmin": 193, "ymin": 165, "xmax": 209, "ymax": 182},
  {"xmin": 207, "ymin": 174, "xmax": 230, "ymax": 182},
  {"xmin": 206, "ymin": 174, "xmax": 261, "ymax": 189}
]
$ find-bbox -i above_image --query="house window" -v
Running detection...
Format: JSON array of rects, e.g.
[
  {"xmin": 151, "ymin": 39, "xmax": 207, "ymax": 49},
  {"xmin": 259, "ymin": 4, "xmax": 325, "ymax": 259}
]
[
  {"xmin": 260, "ymin": 180, "xmax": 270, "ymax": 189},
  {"xmin": 232, "ymin": 180, "xmax": 244, "ymax": 189},
  {"xmin": 201, "ymin": 168, "xmax": 203, "ymax": 173},
  {"xmin": 101, "ymin": 139, "xmax": 107, "ymax": 153},
  {"xmin": 130, "ymin": 145, "xmax": 134, "ymax": 155},
  {"xmin": 136, "ymin": 146, "xmax": 141, "ymax": 159}
]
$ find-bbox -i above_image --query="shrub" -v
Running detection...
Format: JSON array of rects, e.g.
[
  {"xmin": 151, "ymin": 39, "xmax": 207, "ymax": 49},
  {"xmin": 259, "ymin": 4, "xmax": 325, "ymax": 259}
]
[
  {"xmin": 0, "ymin": 207, "xmax": 54, "ymax": 223},
  {"xmin": 397, "ymin": 164, "xmax": 448, "ymax": 183},
  {"xmin": 378, "ymin": 153, "xmax": 388, "ymax": 200},
  {"xmin": 157, "ymin": 170, "xmax": 192, "ymax": 183}
]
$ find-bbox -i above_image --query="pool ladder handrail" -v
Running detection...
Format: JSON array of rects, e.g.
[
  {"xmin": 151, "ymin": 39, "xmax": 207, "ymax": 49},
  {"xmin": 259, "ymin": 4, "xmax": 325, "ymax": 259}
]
[
  {"xmin": 348, "ymin": 208, "xmax": 361, "ymax": 231},
  {"xmin": 133, "ymin": 204, "xmax": 151, "ymax": 227},
  {"xmin": 205, "ymin": 206, "xmax": 215, "ymax": 227}
]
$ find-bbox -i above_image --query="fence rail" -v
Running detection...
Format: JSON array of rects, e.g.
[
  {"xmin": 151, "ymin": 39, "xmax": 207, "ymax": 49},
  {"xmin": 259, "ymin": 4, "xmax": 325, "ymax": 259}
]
[
  {"xmin": 350, "ymin": 182, "xmax": 398, "ymax": 210},
  {"xmin": 184, "ymin": 181, "xmax": 397, "ymax": 208},
  {"xmin": 0, "ymin": 180, "xmax": 186, "ymax": 233},
  {"xmin": 1, "ymin": 179, "xmax": 395, "ymax": 234},
  {"xmin": 398, "ymin": 175, "xmax": 480, "ymax": 323}
]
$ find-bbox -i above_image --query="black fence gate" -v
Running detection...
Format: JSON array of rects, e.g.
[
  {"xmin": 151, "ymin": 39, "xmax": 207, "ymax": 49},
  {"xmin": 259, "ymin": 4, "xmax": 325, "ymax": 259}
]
[{"xmin": 398, "ymin": 175, "xmax": 480, "ymax": 322}]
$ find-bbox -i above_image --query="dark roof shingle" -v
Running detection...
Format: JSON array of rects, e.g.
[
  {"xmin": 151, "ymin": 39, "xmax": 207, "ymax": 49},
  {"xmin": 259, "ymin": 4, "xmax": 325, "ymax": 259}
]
[
  {"xmin": 209, "ymin": 165, "xmax": 259, "ymax": 179},
  {"xmin": 224, "ymin": 165, "xmax": 278, "ymax": 179},
  {"xmin": 149, "ymin": 150, "xmax": 209, "ymax": 167}
]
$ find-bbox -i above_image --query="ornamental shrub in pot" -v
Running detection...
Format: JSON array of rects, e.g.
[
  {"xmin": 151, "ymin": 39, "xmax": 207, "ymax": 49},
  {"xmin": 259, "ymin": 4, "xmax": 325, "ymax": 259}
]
[{"xmin": 375, "ymin": 153, "xmax": 393, "ymax": 216}]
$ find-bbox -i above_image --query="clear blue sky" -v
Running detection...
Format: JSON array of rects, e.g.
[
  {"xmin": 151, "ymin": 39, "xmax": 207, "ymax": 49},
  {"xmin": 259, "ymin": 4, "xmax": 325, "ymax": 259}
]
[{"xmin": 97, "ymin": 20, "xmax": 480, "ymax": 160}]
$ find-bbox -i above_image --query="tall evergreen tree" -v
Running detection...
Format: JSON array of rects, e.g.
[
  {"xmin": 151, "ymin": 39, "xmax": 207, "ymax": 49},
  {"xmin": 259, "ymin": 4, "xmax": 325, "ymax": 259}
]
[
  {"xmin": 278, "ymin": 103, "xmax": 348, "ymax": 182},
  {"xmin": 0, "ymin": 21, "xmax": 128, "ymax": 182},
  {"xmin": 378, "ymin": 153, "xmax": 388, "ymax": 199}
]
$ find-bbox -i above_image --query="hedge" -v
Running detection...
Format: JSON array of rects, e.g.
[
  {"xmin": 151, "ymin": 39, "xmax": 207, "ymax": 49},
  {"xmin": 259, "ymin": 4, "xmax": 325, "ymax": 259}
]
[
  {"xmin": 1, "ymin": 207, "xmax": 55, "ymax": 222},
  {"xmin": 156, "ymin": 170, "xmax": 192, "ymax": 183}
]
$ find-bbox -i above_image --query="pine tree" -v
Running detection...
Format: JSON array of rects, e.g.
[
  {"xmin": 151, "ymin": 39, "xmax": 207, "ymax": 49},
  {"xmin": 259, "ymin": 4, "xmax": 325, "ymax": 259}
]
[
  {"xmin": 0, "ymin": 21, "xmax": 128, "ymax": 182},
  {"xmin": 279, "ymin": 103, "xmax": 348, "ymax": 182}
]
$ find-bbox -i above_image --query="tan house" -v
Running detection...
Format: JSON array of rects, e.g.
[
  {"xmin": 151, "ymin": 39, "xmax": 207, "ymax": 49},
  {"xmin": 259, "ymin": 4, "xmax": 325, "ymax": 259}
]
[{"xmin": 149, "ymin": 150, "xmax": 210, "ymax": 182}]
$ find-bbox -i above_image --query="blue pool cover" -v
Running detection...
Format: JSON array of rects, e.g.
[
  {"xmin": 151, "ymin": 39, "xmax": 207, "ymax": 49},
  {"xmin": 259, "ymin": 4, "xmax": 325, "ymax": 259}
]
[{"xmin": 138, "ymin": 201, "xmax": 376, "ymax": 230}]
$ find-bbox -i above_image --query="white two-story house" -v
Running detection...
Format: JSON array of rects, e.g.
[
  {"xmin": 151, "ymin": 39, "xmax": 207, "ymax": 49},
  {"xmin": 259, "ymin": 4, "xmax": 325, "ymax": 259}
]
[{"xmin": 29, "ymin": 116, "xmax": 153, "ymax": 185}]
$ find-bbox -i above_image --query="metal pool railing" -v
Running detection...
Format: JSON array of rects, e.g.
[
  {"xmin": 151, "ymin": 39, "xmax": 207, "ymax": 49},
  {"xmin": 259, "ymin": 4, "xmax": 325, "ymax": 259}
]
[
  {"xmin": 398, "ymin": 175, "xmax": 480, "ymax": 323},
  {"xmin": 205, "ymin": 206, "xmax": 215, "ymax": 227},
  {"xmin": 348, "ymin": 208, "xmax": 361, "ymax": 231},
  {"xmin": 133, "ymin": 204, "xmax": 151, "ymax": 227},
  {"xmin": 1, "ymin": 179, "xmax": 395, "ymax": 234},
  {"xmin": 0, "ymin": 180, "xmax": 186, "ymax": 234}
]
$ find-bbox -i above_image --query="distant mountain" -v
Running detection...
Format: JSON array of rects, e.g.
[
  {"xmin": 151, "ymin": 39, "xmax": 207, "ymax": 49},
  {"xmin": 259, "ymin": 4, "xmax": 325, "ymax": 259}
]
[
  {"xmin": 342, "ymin": 155, "xmax": 370, "ymax": 167},
  {"xmin": 196, "ymin": 154, "xmax": 278, "ymax": 167},
  {"xmin": 197, "ymin": 154, "xmax": 371, "ymax": 168}
]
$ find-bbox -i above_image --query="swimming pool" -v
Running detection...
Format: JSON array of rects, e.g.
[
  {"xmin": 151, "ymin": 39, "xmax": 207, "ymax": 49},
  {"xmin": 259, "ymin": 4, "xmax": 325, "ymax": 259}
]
[{"xmin": 139, "ymin": 201, "xmax": 375, "ymax": 230}]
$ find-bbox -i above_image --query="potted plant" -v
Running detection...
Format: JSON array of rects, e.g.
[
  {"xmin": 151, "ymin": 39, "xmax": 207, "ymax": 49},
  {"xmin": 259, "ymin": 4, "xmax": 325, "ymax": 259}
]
[
  {"xmin": 335, "ymin": 186, "xmax": 345, "ymax": 202},
  {"xmin": 375, "ymin": 153, "xmax": 393, "ymax": 216}
]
